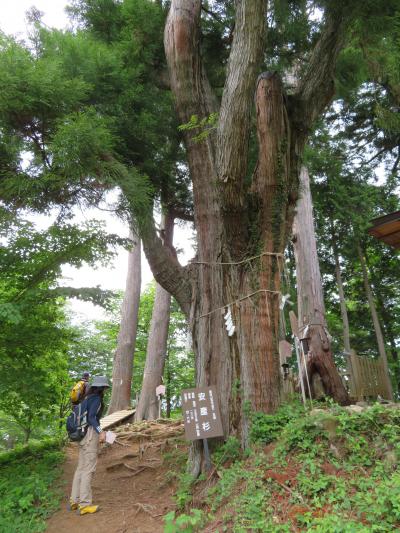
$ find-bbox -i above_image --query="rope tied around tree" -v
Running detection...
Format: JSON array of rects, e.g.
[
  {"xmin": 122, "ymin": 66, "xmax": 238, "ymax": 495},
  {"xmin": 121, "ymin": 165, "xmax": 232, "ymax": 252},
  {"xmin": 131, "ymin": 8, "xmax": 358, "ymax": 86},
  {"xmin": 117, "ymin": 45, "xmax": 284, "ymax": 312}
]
[
  {"xmin": 192, "ymin": 251, "xmax": 292, "ymax": 321},
  {"xmin": 190, "ymin": 251, "xmax": 284, "ymax": 267}
]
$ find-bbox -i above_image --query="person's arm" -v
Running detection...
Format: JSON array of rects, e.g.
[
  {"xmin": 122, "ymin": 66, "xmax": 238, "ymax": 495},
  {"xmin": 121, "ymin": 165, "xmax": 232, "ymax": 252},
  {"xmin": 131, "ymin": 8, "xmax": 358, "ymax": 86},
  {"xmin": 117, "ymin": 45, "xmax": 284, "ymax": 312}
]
[{"xmin": 87, "ymin": 396, "xmax": 102, "ymax": 434}]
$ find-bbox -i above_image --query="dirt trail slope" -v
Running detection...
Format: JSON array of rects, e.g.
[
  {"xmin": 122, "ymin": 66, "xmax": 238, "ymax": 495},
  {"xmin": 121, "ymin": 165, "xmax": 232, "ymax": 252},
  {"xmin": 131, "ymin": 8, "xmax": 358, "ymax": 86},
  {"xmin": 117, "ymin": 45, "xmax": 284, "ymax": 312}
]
[{"xmin": 47, "ymin": 420, "xmax": 185, "ymax": 533}]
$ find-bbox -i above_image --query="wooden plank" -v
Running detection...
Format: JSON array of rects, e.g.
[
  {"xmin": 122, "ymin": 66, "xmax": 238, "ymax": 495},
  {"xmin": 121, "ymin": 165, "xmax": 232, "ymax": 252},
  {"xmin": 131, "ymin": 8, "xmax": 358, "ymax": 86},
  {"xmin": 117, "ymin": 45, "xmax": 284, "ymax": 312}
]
[
  {"xmin": 365, "ymin": 357, "xmax": 373, "ymax": 396},
  {"xmin": 368, "ymin": 211, "xmax": 400, "ymax": 250},
  {"xmin": 289, "ymin": 310, "xmax": 299, "ymax": 338},
  {"xmin": 350, "ymin": 351, "xmax": 362, "ymax": 400},
  {"xmin": 346, "ymin": 354, "xmax": 356, "ymax": 399},
  {"xmin": 364, "ymin": 358, "xmax": 371, "ymax": 396},
  {"xmin": 368, "ymin": 358, "xmax": 376, "ymax": 396},
  {"xmin": 100, "ymin": 409, "xmax": 135, "ymax": 430}
]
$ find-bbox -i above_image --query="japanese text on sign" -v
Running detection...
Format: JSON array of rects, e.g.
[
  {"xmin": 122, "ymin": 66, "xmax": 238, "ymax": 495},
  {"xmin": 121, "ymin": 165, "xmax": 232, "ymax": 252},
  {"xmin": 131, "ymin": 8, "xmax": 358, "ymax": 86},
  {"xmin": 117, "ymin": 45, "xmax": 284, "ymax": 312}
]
[{"xmin": 181, "ymin": 386, "xmax": 224, "ymax": 441}]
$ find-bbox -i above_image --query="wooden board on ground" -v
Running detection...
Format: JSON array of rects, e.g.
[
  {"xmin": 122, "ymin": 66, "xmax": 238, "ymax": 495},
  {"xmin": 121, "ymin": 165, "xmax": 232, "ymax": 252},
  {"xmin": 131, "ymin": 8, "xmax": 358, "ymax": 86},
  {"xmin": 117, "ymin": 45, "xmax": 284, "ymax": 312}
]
[{"xmin": 101, "ymin": 409, "xmax": 135, "ymax": 430}]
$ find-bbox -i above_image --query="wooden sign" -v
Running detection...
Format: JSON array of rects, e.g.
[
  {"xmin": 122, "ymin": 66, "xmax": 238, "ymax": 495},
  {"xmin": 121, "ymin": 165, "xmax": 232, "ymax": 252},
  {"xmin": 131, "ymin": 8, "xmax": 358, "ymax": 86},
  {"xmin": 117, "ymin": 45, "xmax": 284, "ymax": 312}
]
[{"xmin": 181, "ymin": 386, "xmax": 224, "ymax": 441}]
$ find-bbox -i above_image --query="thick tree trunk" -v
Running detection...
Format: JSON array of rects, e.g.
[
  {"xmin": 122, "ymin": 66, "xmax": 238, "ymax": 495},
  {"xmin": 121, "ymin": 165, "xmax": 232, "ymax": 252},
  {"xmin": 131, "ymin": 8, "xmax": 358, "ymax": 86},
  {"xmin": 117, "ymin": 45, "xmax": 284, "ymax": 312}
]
[
  {"xmin": 135, "ymin": 213, "xmax": 173, "ymax": 421},
  {"xmin": 292, "ymin": 167, "xmax": 349, "ymax": 404},
  {"xmin": 332, "ymin": 234, "xmax": 351, "ymax": 353},
  {"xmin": 144, "ymin": 0, "xmax": 351, "ymax": 475},
  {"xmin": 108, "ymin": 229, "xmax": 141, "ymax": 414},
  {"xmin": 358, "ymin": 244, "xmax": 393, "ymax": 399}
]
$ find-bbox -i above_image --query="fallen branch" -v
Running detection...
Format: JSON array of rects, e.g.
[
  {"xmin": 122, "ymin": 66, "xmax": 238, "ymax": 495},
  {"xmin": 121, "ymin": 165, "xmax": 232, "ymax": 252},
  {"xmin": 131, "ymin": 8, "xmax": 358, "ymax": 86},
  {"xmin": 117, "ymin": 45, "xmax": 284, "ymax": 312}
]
[
  {"xmin": 133, "ymin": 502, "xmax": 157, "ymax": 518},
  {"xmin": 273, "ymin": 480, "xmax": 312, "ymax": 510},
  {"xmin": 114, "ymin": 439, "xmax": 130, "ymax": 447}
]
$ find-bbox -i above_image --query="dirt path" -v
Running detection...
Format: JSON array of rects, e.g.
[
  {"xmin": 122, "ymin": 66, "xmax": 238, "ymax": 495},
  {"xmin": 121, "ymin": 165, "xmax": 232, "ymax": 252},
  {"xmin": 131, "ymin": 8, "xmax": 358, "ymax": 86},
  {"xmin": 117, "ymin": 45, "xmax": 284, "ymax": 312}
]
[{"xmin": 47, "ymin": 422, "xmax": 184, "ymax": 533}]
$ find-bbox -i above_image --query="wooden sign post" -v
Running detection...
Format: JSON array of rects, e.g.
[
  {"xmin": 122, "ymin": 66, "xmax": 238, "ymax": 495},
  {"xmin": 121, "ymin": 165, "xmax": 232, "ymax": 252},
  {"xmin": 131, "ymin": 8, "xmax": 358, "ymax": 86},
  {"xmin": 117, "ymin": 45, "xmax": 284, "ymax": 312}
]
[
  {"xmin": 181, "ymin": 386, "xmax": 224, "ymax": 471},
  {"xmin": 289, "ymin": 310, "xmax": 307, "ymax": 406}
]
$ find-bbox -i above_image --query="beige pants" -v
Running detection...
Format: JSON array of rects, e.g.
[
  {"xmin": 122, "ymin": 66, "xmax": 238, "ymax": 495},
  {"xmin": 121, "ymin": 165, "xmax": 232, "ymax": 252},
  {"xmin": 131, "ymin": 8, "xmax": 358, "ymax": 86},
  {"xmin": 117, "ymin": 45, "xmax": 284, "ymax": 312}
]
[{"xmin": 71, "ymin": 427, "xmax": 99, "ymax": 507}]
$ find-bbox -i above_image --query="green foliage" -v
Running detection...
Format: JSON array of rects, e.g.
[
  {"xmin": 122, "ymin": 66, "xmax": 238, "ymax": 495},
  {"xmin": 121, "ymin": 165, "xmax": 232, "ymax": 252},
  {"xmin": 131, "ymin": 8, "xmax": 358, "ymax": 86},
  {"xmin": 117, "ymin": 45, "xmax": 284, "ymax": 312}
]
[
  {"xmin": 0, "ymin": 214, "xmax": 121, "ymax": 447},
  {"xmin": 0, "ymin": 441, "xmax": 64, "ymax": 532},
  {"xmin": 212, "ymin": 436, "xmax": 242, "ymax": 465},
  {"xmin": 175, "ymin": 472, "xmax": 197, "ymax": 511},
  {"xmin": 0, "ymin": 0, "xmax": 182, "ymax": 220},
  {"xmin": 164, "ymin": 509, "xmax": 205, "ymax": 533},
  {"xmin": 178, "ymin": 113, "xmax": 218, "ymax": 142},
  {"xmin": 250, "ymin": 400, "xmax": 305, "ymax": 444},
  {"xmin": 0, "ymin": 437, "xmax": 64, "ymax": 465}
]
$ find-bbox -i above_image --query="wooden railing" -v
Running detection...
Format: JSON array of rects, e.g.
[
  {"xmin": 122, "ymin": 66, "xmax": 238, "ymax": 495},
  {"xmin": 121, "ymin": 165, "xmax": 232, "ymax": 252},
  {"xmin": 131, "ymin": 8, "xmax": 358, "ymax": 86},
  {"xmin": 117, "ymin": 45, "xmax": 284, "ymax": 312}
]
[{"xmin": 345, "ymin": 350, "xmax": 391, "ymax": 401}]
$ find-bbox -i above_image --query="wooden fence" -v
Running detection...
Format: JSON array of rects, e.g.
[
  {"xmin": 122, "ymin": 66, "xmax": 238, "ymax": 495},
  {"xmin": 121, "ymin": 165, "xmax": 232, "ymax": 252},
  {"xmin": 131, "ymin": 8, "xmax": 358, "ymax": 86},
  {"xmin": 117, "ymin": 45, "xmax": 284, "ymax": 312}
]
[{"xmin": 345, "ymin": 350, "xmax": 391, "ymax": 401}]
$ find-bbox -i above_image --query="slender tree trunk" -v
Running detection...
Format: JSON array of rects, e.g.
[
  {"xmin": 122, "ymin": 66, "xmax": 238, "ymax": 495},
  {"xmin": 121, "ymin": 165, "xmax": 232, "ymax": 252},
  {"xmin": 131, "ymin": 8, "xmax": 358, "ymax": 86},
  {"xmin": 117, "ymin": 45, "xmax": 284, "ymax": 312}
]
[
  {"xmin": 292, "ymin": 167, "xmax": 349, "ymax": 403},
  {"xmin": 365, "ymin": 254, "xmax": 400, "ymax": 391},
  {"xmin": 108, "ymin": 229, "xmax": 141, "ymax": 414},
  {"xmin": 332, "ymin": 232, "xmax": 351, "ymax": 353},
  {"xmin": 23, "ymin": 414, "xmax": 33, "ymax": 443},
  {"xmin": 358, "ymin": 244, "xmax": 393, "ymax": 399},
  {"xmin": 135, "ymin": 212, "xmax": 173, "ymax": 421},
  {"xmin": 166, "ymin": 351, "xmax": 171, "ymax": 418},
  {"xmin": 24, "ymin": 427, "xmax": 31, "ymax": 444},
  {"xmin": 376, "ymin": 301, "xmax": 400, "ymax": 389}
]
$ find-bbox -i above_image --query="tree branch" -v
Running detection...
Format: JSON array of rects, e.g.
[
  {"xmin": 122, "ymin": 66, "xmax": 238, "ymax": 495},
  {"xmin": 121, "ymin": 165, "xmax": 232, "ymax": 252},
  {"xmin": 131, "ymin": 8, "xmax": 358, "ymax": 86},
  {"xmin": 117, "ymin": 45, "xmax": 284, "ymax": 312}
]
[
  {"xmin": 201, "ymin": 5, "xmax": 222, "ymax": 24},
  {"xmin": 170, "ymin": 207, "xmax": 194, "ymax": 223},
  {"xmin": 164, "ymin": 0, "xmax": 223, "ymax": 263},
  {"xmin": 140, "ymin": 209, "xmax": 192, "ymax": 316},
  {"xmin": 216, "ymin": 0, "xmax": 266, "ymax": 206},
  {"xmin": 291, "ymin": 4, "xmax": 347, "ymax": 131},
  {"xmin": 164, "ymin": 0, "xmax": 217, "ymax": 126}
]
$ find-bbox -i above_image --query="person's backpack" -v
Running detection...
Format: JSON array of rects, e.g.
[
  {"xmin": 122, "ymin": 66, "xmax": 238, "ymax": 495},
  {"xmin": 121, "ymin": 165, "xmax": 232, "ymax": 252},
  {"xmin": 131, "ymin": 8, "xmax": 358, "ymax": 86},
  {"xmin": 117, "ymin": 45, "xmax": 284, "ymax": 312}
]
[
  {"xmin": 70, "ymin": 380, "xmax": 87, "ymax": 405},
  {"xmin": 66, "ymin": 399, "xmax": 88, "ymax": 442}
]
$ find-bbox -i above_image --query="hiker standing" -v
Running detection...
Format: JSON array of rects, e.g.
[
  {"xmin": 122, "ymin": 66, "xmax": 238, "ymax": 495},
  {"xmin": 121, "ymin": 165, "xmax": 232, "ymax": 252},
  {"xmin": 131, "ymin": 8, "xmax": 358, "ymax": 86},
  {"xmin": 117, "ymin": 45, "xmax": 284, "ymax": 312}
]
[{"xmin": 69, "ymin": 376, "xmax": 110, "ymax": 515}]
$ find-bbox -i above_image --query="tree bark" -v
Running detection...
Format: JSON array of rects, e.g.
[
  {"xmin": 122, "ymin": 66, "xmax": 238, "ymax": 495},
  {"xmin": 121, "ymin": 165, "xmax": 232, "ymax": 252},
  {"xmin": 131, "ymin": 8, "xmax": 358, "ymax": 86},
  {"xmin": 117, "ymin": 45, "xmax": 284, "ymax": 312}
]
[
  {"xmin": 108, "ymin": 229, "xmax": 141, "ymax": 414},
  {"xmin": 135, "ymin": 212, "xmax": 174, "ymax": 421},
  {"xmin": 293, "ymin": 167, "xmax": 349, "ymax": 404},
  {"xmin": 166, "ymin": 351, "xmax": 171, "ymax": 418},
  {"xmin": 332, "ymin": 233, "xmax": 351, "ymax": 354},
  {"xmin": 358, "ymin": 244, "xmax": 394, "ymax": 400}
]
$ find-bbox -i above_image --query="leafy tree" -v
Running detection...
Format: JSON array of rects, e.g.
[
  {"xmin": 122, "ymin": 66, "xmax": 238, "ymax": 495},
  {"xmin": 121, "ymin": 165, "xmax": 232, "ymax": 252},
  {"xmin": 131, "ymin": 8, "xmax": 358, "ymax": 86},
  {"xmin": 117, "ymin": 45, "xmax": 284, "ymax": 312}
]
[{"xmin": 0, "ymin": 213, "xmax": 121, "ymax": 444}]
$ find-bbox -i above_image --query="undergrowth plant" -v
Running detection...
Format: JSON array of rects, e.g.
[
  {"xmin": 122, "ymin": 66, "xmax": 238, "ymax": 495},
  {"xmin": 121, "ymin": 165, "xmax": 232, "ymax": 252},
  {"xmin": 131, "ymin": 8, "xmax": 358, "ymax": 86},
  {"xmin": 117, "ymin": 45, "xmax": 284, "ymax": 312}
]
[
  {"xmin": 167, "ymin": 402, "xmax": 400, "ymax": 532},
  {"xmin": 0, "ymin": 439, "xmax": 64, "ymax": 533}
]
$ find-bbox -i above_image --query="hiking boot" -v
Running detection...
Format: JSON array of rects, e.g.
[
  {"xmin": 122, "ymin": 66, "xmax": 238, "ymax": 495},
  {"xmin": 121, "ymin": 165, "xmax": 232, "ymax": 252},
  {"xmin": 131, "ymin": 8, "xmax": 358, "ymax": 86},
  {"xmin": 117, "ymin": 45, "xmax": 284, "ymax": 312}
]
[
  {"xmin": 68, "ymin": 500, "xmax": 79, "ymax": 511},
  {"xmin": 78, "ymin": 504, "xmax": 100, "ymax": 515}
]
